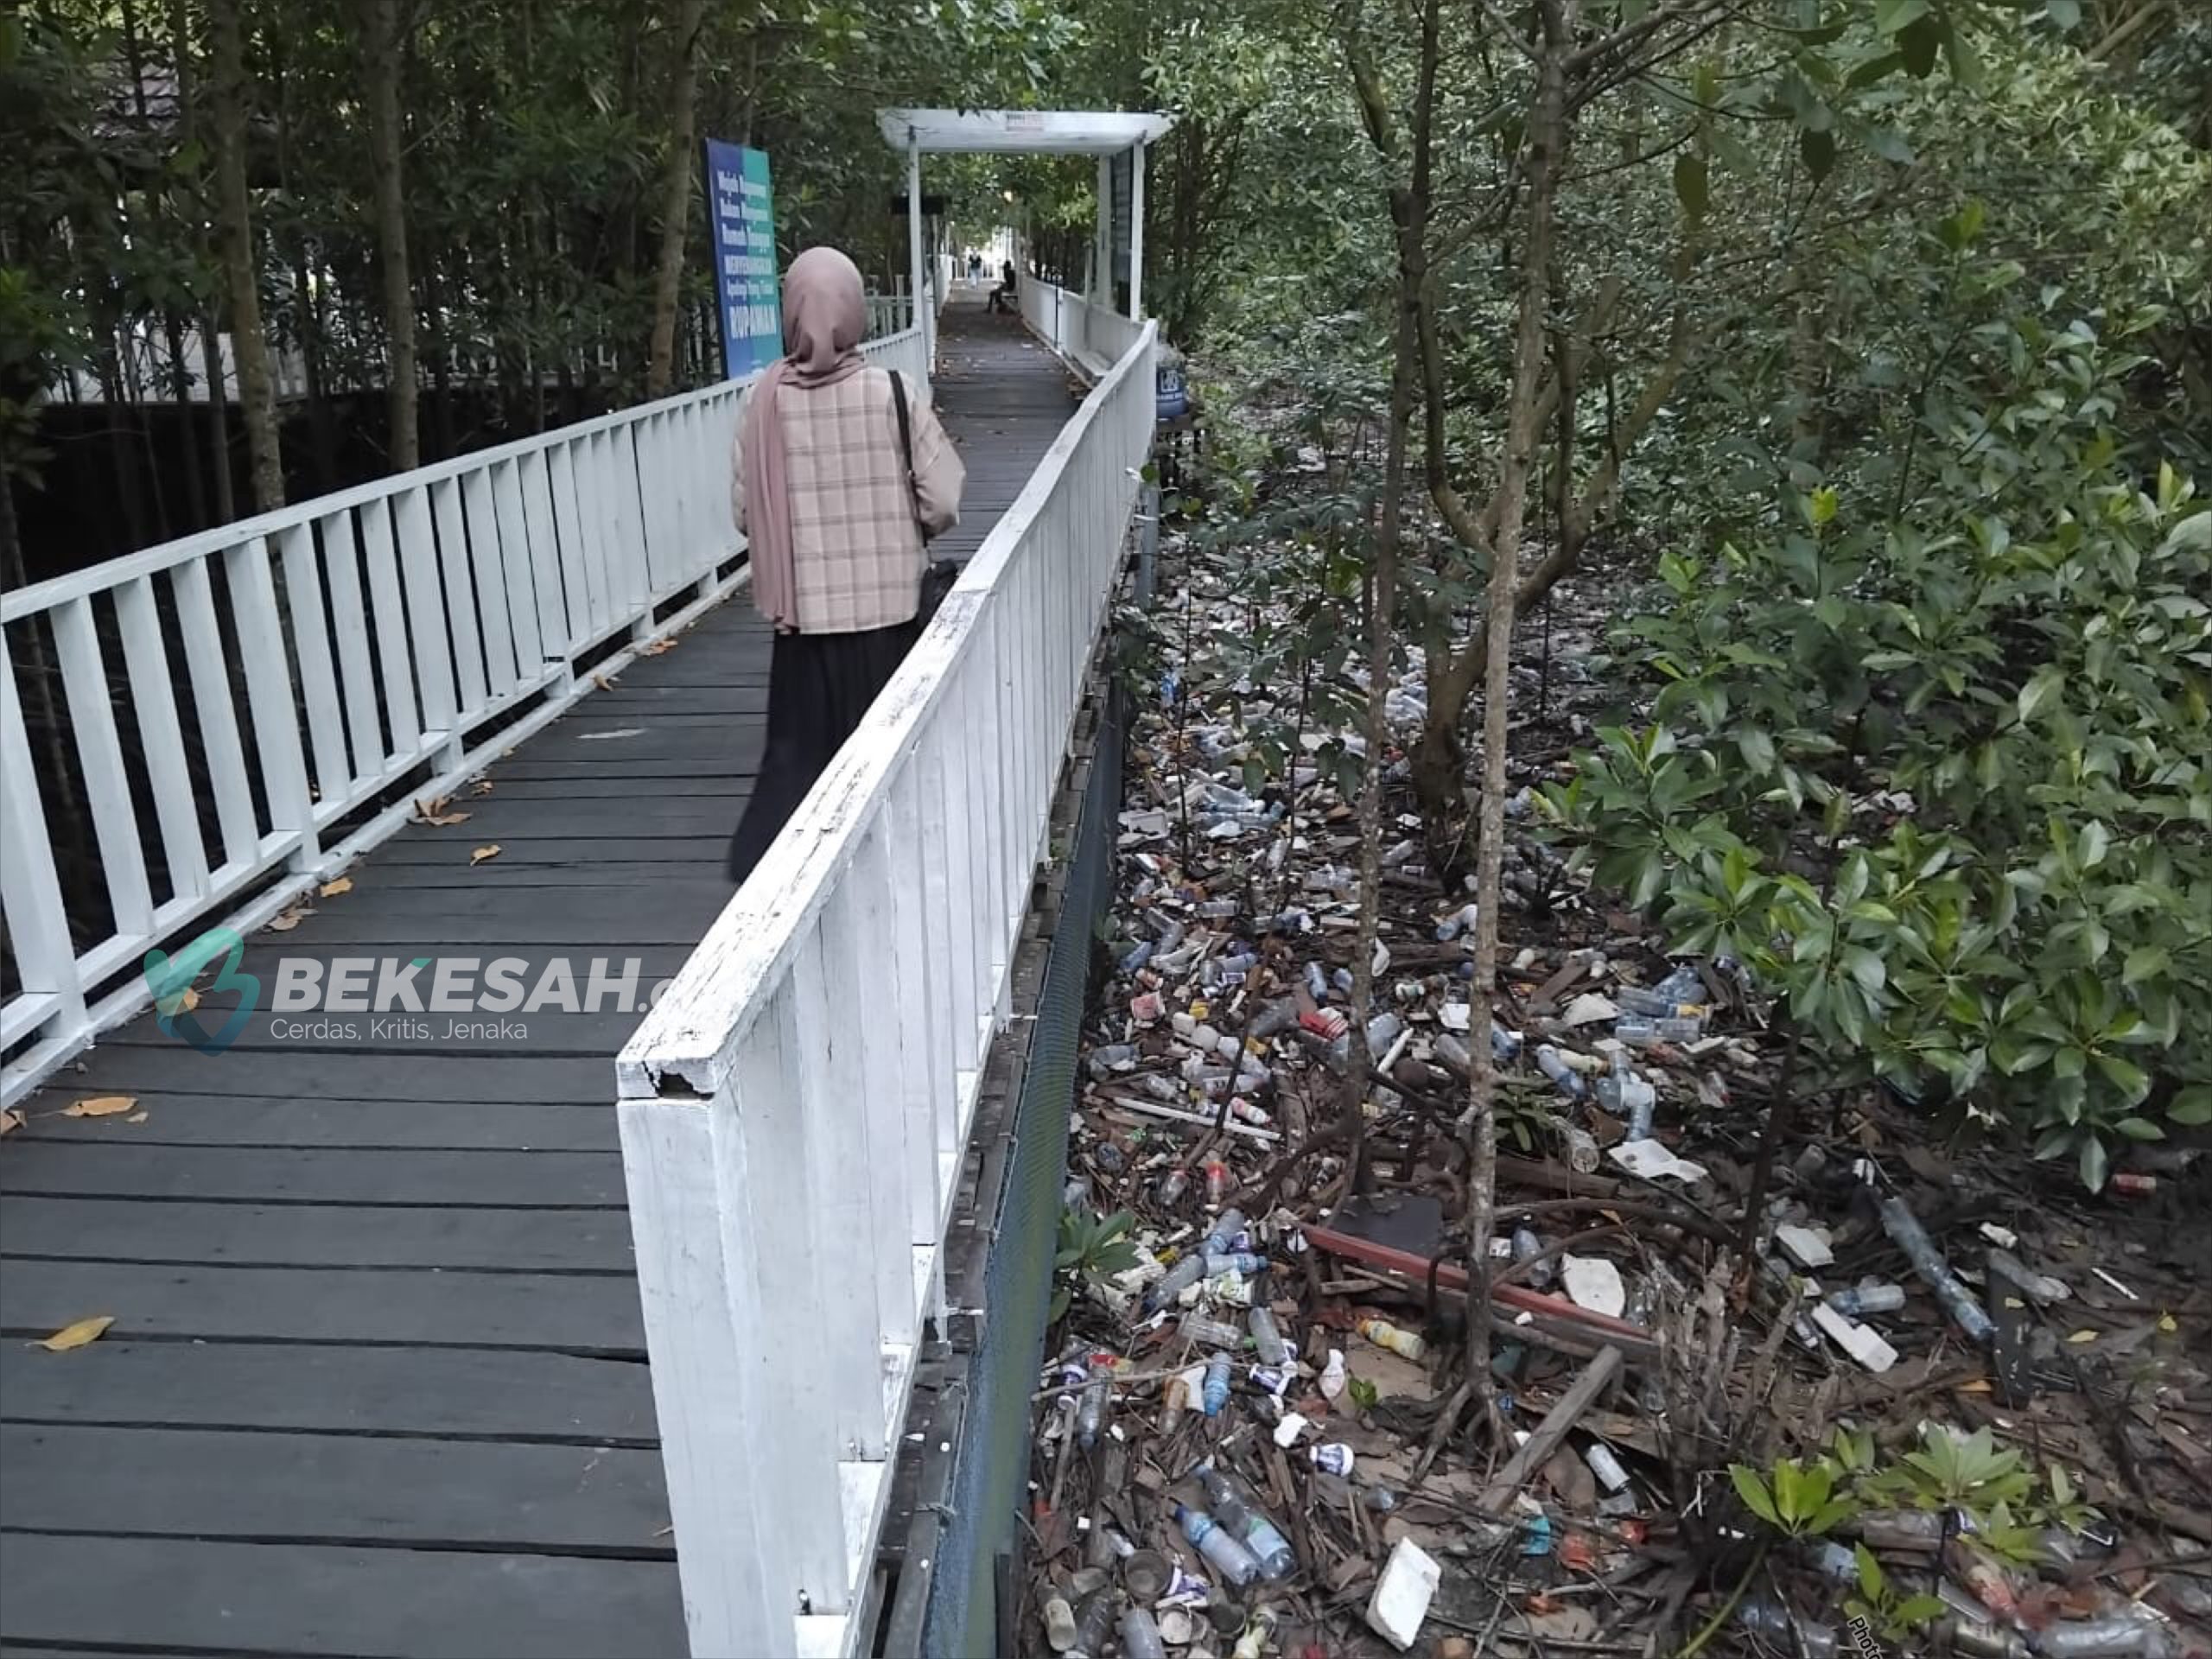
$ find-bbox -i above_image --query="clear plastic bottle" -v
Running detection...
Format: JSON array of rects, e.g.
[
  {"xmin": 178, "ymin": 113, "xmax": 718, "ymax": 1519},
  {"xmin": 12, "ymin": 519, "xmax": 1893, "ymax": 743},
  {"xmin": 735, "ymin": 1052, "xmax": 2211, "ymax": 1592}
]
[
  {"xmin": 1202, "ymin": 1157, "xmax": 1231, "ymax": 1206},
  {"xmin": 1201, "ymin": 1351, "xmax": 1233, "ymax": 1416},
  {"xmin": 1826, "ymin": 1283, "xmax": 1906, "ymax": 1318},
  {"xmin": 1736, "ymin": 1595, "xmax": 1838, "ymax": 1659},
  {"xmin": 1119, "ymin": 1607, "xmax": 1167, "ymax": 1659},
  {"xmin": 2036, "ymin": 1616, "xmax": 2170, "ymax": 1658},
  {"xmin": 1194, "ymin": 1464, "xmax": 1296, "ymax": 1580},
  {"xmin": 1075, "ymin": 1358, "xmax": 1111, "ymax": 1449},
  {"xmin": 1118, "ymin": 939, "xmax": 1155, "ymax": 976},
  {"xmin": 1086, "ymin": 1043, "xmax": 1138, "ymax": 1077},
  {"xmin": 1534, "ymin": 1045, "xmax": 1587, "ymax": 1098},
  {"xmin": 1615, "ymin": 1014, "xmax": 1702, "ymax": 1047},
  {"xmin": 1065, "ymin": 1590, "xmax": 1116, "ymax": 1659},
  {"xmin": 1177, "ymin": 1505, "xmax": 1261, "ymax": 1587},
  {"xmin": 1143, "ymin": 1255, "xmax": 1206, "ymax": 1313},
  {"xmin": 1248, "ymin": 1305, "xmax": 1289, "ymax": 1366},
  {"xmin": 1204, "ymin": 1251, "xmax": 1266, "ymax": 1278},
  {"xmin": 1201, "ymin": 1210, "xmax": 1248, "ymax": 1255},
  {"xmin": 1510, "ymin": 1227, "xmax": 1556, "ymax": 1290},
  {"xmin": 1180, "ymin": 1313, "xmax": 1244, "ymax": 1350}
]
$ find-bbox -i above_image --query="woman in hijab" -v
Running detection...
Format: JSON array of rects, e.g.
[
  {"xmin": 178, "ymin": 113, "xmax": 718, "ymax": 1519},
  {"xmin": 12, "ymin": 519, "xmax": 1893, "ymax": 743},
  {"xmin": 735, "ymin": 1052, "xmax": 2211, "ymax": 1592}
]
[{"xmin": 724, "ymin": 246, "xmax": 965, "ymax": 884}]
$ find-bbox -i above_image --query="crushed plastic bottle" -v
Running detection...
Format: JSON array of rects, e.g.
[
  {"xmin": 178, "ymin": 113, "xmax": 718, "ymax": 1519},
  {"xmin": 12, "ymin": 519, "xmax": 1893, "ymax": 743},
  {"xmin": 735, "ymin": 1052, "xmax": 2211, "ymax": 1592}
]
[
  {"xmin": 1319, "ymin": 1348, "xmax": 1347, "ymax": 1399},
  {"xmin": 1510, "ymin": 1226, "xmax": 1557, "ymax": 1290},
  {"xmin": 1195, "ymin": 1463, "xmax": 1297, "ymax": 1580},
  {"xmin": 1204, "ymin": 1251, "xmax": 1267, "ymax": 1278},
  {"xmin": 1435, "ymin": 902, "xmax": 1481, "ymax": 942},
  {"xmin": 1177, "ymin": 1505, "xmax": 1261, "ymax": 1587},
  {"xmin": 2035, "ymin": 1614, "xmax": 2174, "ymax": 1658},
  {"xmin": 1075, "ymin": 1357, "xmax": 1112, "ymax": 1449},
  {"xmin": 1144, "ymin": 1255, "xmax": 1206, "ymax": 1313},
  {"xmin": 1201, "ymin": 1211, "xmax": 1247, "ymax": 1255},
  {"xmin": 1087, "ymin": 1044, "xmax": 1138, "ymax": 1077},
  {"xmin": 1614, "ymin": 1014, "xmax": 1704, "ymax": 1046},
  {"xmin": 1594, "ymin": 1050, "xmax": 1658, "ymax": 1140},
  {"xmin": 1181, "ymin": 1314, "xmax": 1245, "ymax": 1350},
  {"xmin": 1065, "ymin": 1590, "xmax": 1115, "ymax": 1659}
]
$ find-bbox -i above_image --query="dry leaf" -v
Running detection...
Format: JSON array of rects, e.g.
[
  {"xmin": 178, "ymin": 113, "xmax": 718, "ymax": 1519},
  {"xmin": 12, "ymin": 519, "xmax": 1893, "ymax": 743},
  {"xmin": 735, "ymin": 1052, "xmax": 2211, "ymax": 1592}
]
[
  {"xmin": 35, "ymin": 1315, "xmax": 115, "ymax": 1352},
  {"xmin": 2157, "ymin": 1313, "xmax": 2178, "ymax": 1334},
  {"xmin": 124, "ymin": 1111, "xmax": 149, "ymax": 1123},
  {"xmin": 471, "ymin": 780, "xmax": 494, "ymax": 796},
  {"xmin": 266, "ymin": 905, "xmax": 314, "ymax": 932},
  {"xmin": 1, "ymin": 1108, "xmax": 25, "ymax": 1136},
  {"xmin": 641, "ymin": 637, "xmax": 678, "ymax": 656},
  {"xmin": 591, "ymin": 671, "xmax": 620, "ymax": 690},
  {"xmin": 414, "ymin": 793, "xmax": 452, "ymax": 821},
  {"xmin": 320, "ymin": 876, "xmax": 354, "ymax": 898},
  {"xmin": 171, "ymin": 987, "xmax": 200, "ymax": 1013},
  {"xmin": 64, "ymin": 1095, "xmax": 137, "ymax": 1118},
  {"xmin": 470, "ymin": 843, "xmax": 502, "ymax": 866},
  {"xmin": 2068, "ymin": 1330, "xmax": 2099, "ymax": 1344}
]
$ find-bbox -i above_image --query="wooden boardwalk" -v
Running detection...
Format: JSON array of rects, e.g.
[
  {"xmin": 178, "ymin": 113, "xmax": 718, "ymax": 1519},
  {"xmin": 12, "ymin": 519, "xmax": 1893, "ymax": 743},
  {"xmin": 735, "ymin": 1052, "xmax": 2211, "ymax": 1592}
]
[{"xmin": 0, "ymin": 292, "xmax": 1075, "ymax": 1658}]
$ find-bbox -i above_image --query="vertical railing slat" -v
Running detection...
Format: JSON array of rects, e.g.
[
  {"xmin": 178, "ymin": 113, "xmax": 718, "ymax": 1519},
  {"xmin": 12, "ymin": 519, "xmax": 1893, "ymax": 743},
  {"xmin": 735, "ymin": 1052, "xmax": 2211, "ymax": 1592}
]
[
  {"xmin": 169, "ymin": 560, "xmax": 261, "ymax": 867},
  {"xmin": 50, "ymin": 597, "xmax": 155, "ymax": 937},
  {"xmin": 462, "ymin": 467, "xmax": 519, "ymax": 698},
  {"xmin": 432, "ymin": 477, "xmax": 488, "ymax": 717},
  {"xmin": 0, "ymin": 626, "xmax": 89, "ymax": 1036},
  {"xmin": 225, "ymin": 537, "xmax": 316, "ymax": 864},
  {"xmin": 395, "ymin": 484, "xmax": 457, "ymax": 739},
  {"xmin": 113, "ymin": 575, "xmax": 210, "ymax": 906},
  {"xmin": 493, "ymin": 458, "xmax": 550, "ymax": 673},
  {"xmin": 887, "ymin": 757, "xmax": 953, "ymax": 1235},
  {"xmin": 358, "ymin": 497, "xmax": 424, "ymax": 764},
  {"xmin": 518, "ymin": 449, "xmax": 569, "ymax": 661},
  {"xmin": 317, "ymin": 508, "xmax": 387, "ymax": 786},
  {"xmin": 276, "ymin": 523, "xmax": 351, "ymax": 819},
  {"xmin": 546, "ymin": 442, "xmax": 594, "ymax": 647}
]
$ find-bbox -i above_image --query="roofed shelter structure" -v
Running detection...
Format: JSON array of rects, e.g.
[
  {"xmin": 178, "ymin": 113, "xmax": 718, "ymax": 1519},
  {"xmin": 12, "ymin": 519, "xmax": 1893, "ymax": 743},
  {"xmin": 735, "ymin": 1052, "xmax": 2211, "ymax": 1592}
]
[{"xmin": 875, "ymin": 109, "xmax": 1174, "ymax": 363}]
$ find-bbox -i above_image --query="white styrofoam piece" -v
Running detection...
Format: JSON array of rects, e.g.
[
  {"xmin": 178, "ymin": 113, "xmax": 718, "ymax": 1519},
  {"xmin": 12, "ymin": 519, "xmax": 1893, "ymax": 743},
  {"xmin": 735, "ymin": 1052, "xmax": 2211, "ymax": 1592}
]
[
  {"xmin": 1366, "ymin": 1537, "xmax": 1443, "ymax": 1651},
  {"xmin": 1811, "ymin": 1303, "xmax": 1898, "ymax": 1373},
  {"xmin": 1609, "ymin": 1138, "xmax": 1709, "ymax": 1183},
  {"xmin": 1560, "ymin": 1254, "xmax": 1627, "ymax": 1318}
]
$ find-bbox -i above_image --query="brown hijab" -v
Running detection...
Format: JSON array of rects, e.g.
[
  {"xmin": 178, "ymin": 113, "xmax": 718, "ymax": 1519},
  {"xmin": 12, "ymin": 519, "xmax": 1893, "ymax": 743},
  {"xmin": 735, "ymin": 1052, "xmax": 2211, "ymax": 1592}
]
[{"xmin": 741, "ymin": 247, "xmax": 869, "ymax": 630}]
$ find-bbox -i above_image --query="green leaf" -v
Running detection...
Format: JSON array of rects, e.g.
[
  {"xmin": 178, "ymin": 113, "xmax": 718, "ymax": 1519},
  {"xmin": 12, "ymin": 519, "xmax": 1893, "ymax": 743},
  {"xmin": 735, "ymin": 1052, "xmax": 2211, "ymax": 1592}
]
[
  {"xmin": 1673, "ymin": 154, "xmax": 1709, "ymax": 224},
  {"xmin": 1730, "ymin": 1464, "xmax": 1782, "ymax": 1528},
  {"xmin": 2169, "ymin": 1086, "xmax": 2212, "ymax": 1127},
  {"xmin": 2018, "ymin": 668, "xmax": 2063, "ymax": 724},
  {"xmin": 1799, "ymin": 127, "xmax": 1837, "ymax": 183},
  {"xmin": 1738, "ymin": 728, "xmax": 1776, "ymax": 773},
  {"xmin": 1898, "ymin": 13, "xmax": 1944, "ymax": 75},
  {"xmin": 2121, "ymin": 946, "xmax": 2171, "ymax": 986},
  {"xmin": 2044, "ymin": 0, "xmax": 2080, "ymax": 28},
  {"xmin": 1854, "ymin": 1544, "xmax": 1885, "ymax": 1604},
  {"xmin": 1875, "ymin": 0, "xmax": 1930, "ymax": 30},
  {"xmin": 2079, "ymin": 1135, "xmax": 2109, "ymax": 1192}
]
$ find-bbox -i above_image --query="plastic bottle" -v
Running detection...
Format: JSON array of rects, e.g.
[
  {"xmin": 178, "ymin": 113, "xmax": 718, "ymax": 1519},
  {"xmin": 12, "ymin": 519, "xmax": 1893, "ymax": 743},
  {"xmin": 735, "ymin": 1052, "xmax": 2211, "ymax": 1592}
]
[
  {"xmin": 1878, "ymin": 1192, "xmax": 1996, "ymax": 1344},
  {"xmin": 1119, "ymin": 1607, "xmax": 1167, "ymax": 1659},
  {"xmin": 1319, "ymin": 1348, "xmax": 1347, "ymax": 1399},
  {"xmin": 1585, "ymin": 1441, "xmax": 1632, "ymax": 1492},
  {"xmin": 1534, "ymin": 1045, "xmax": 1587, "ymax": 1098},
  {"xmin": 1065, "ymin": 1590, "xmax": 1115, "ymax": 1659},
  {"xmin": 1194, "ymin": 1464, "xmax": 1297, "ymax": 1580},
  {"xmin": 1736, "ymin": 1595, "xmax": 1839, "ymax": 1659},
  {"xmin": 1075, "ymin": 1358, "xmax": 1111, "ymax": 1449},
  {"xmin": 1202, "ymin": 1157, "xmax": 1232, "ymax": 1207},
  {"xmin": 1204, "ymin": 1251, "xmax": 1267, "ymax": 1278},
  {"xmin": 1247, "ymin": 1364, "xmax": 1291, "ymax": 1396},
  {"xmin": 1143, "ymin": 1255, "xmax": 1205, "ymax": 1313},
  {"xmin": 1201, "ymin": 1351, "xmax": 1233, "ymax": 1416},
  {"xmin": 1157, "ymin": 1167, "xmax": 1190, "ymax": 1208},
  {"xmin": 1510, "ymin": 1227, "xmax": 1557, "ymax": 1290},
  {"xmin": 2036, "ymin": 1616, "xmax": 2171, "ymax": 1658},
  {"xmin": 1653, "ymin": 963, "xmax": 1705, "ymax": 1003},
  {"xmin": 1181, "ymin": 1313, "xmax": 1244, "ymax": 1350},
  {"xmin": 1201, "ymin": 1210, "xmax": 1248, "ymax": 1256},
  {"xmin": 1249, "ymin": 998, "xmax": 1299, "ymax": 1039},
  {"xmin": 1357, "ymin": 1317, "xmax": 1426, "ymax": 1361},
  {"xmin": 1231, "ymin": 1609, "xmax": 1278, "ymax": 1659},
  {"xmin": 1086, "ymin": 1043, "xmax": 1139, "ymax": 1077},
  {"xmin": 1177, "ymin": 1505, "xmax": 1261, "ymax": 1587},
  {"xmin": 1595, "ymin": 1050, "xmax": 1656, "ymax": 1131},
  {"xmin": 1118, "ymin": 939, "xmax": 1155, "ymax": 976},
  {"xmin": 1043, "ymin": 1594, "xmax": 1078, "ymax": 1652},
  {"xmin": 1435, "ymin": 902, "xmax": 1481, "ymax": 942},
  {"xmin": 1826, "ymin": 1282, "xmax": 1906, "ymax": 1318},
  {"xmin": 1248, "ymin": 1305, "xmax": 1289, "ymax": 1366}
]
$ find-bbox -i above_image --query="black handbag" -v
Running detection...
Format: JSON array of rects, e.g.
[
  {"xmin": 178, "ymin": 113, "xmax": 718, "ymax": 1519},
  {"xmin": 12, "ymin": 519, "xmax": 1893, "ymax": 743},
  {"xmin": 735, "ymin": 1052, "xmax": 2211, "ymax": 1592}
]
[{"xmin": 889, "ymin": 369, "xmax": 957, "ymax": 624}]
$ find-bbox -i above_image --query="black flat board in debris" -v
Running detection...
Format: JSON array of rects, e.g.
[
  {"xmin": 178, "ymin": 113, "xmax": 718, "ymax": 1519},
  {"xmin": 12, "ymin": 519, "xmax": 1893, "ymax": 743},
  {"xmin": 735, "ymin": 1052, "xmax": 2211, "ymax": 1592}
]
[{"xmin": 0, "ymin": 289, "xmax": 1081, "ymax": 1658}]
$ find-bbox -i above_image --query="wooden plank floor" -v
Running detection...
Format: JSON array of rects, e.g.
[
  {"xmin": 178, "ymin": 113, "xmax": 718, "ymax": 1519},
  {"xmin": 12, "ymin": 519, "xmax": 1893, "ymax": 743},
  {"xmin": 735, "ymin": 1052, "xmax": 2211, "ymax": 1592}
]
[{"xmin": 0, "ymin": 289, "xmax": 1076, "ymax": 1659}]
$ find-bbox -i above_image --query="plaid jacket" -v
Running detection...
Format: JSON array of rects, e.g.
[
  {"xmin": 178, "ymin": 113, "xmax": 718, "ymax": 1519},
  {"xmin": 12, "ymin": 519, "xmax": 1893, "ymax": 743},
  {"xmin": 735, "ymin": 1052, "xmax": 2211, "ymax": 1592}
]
[{"xmin": 729, "ymin": 366, "xmax": 965, "ymax": 634}]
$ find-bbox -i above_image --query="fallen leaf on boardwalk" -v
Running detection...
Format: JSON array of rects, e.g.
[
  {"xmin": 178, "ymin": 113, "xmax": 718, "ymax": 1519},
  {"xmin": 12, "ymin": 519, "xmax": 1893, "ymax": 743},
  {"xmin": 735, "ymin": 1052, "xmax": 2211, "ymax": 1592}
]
[
  {"xmin": 320, "ymin": 876, "xmax": 354, "ymax": 898},
  {"xmin": 592, "ymin": 671, "xmax": 619, "ymax": 690},
  {"xmin": 1, "ymin": 1108, "xmax": 25, "ymax": 1136},
  {"xmin": 471, "ymin": 780, "xmax": 494, "ymax": 796},
  {"xmin": 470, "ymin": 843, "xmax": 502, "ymax": 866},
  {"xmin": 2068, "ymin": 1329, "xmax": 2099, "ymax": 1344},
  {"xmin": 124, "ymin": 1112, "xmax": 149, "ymax": 1123},
  {"xmin": 266, "ymin": 905, "xmax": 314, "ymax": 931},
  {"xmin": 35, "ymin": 1315, "xmax": 114, "ymax": 1351},
  {"xmin": 64, "ymin": 1096, "xmax": 137, "ymax": 1118},
  {"xmin": 162, "ymin": 987, "xmax": 200, "ymax": 1014},
  {"xmin": 423, "ymin": 808, "xmax": 472, "ymax": 826},
  {"xmin": 641, "ymin": 637, "xmax": 678, "ymax": 656}
]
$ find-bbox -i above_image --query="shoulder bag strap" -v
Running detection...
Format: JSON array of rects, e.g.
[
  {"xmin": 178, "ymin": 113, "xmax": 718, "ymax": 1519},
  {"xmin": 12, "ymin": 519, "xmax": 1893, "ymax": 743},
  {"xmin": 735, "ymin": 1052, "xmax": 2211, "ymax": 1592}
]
[{"xmin": 887, "ymin": 367, "xmax": 932, "ymax": 546}]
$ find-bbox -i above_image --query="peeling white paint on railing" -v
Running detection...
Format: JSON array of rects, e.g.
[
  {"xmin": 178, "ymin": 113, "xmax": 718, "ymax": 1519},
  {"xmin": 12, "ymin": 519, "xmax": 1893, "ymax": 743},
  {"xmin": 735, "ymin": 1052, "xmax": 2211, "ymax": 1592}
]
[
  {"xmin": 0, "ymin": 329, "xmax": 930, "ymax": 1105},
  {"xmin": 615, "ymin": 308, "xmax": 1157, "ymax": 1659}
]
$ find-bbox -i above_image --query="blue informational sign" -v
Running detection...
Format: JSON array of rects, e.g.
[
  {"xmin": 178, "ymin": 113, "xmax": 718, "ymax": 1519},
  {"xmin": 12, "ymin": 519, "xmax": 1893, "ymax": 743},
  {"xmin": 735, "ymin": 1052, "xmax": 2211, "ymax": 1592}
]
[{"xmin": 704, "ymin": 140, "xmax": 780, "ymax": 380}]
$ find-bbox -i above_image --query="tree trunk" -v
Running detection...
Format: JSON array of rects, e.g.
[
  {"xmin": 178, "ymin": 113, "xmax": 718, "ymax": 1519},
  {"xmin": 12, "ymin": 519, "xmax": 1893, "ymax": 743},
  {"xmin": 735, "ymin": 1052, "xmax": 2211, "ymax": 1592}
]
[
  {"xmin": 359, "ymin": 0, "xmax": 418, "ymax": 470},
  {"xmin": 207, "ymin": 0, "xmax": 284, "ymax": 512},
  {"xmin": 644, "ymin": 0, "xmax": 709, "ymax": 398},
  {"xmin": 163, "ymin": 310, "xmax": 209, "ymax": 531},
  {"xmin": 1464, "ymin": 0, "xmax": 1573, "ymax": 1370}
]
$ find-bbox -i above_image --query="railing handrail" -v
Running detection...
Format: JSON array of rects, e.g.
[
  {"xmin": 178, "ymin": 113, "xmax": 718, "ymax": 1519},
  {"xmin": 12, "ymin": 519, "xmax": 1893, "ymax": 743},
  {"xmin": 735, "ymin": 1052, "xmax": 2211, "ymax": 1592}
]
[
  {"xmin": 2, "ymin": 327, "xmax": 929, "ymax": 1103},
  {"xmin": 619, "ymin": 316, "xmax": 1157, "ymax": 1097}
]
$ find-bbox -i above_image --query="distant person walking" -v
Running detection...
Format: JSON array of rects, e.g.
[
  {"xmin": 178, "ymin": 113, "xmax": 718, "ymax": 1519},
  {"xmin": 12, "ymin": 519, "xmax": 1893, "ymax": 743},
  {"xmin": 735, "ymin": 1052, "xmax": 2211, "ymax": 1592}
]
[
  {"xmin": 724, "ymin": 247, "xmax": 965, "ymax": 884},
  {"xmin": 969, "ymin": 251, "xmax": 982, "ymax": 283}
]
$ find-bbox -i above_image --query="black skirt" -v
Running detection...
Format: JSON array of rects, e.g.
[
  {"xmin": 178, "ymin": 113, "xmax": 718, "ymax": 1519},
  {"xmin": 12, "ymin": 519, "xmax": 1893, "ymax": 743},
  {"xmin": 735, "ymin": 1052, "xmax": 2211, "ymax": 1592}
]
[{"xmin": 725, "ymin": 619, "xmax": 920, "ymax": 884}]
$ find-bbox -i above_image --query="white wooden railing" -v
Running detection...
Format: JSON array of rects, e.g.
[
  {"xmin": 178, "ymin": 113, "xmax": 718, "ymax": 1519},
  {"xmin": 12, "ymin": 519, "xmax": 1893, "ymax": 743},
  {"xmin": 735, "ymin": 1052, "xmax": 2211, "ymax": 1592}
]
[
  {"xmin": 616, "ymin": 318, "xmax": 1158, "ymax": 1658},
  {"xmin": 0, "ymin": 328, "xmax": 929, "ymax": 1104},
  {"xmin": 1020, "ymin": 276, "xmax": 1145, "ymax": 378}
]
